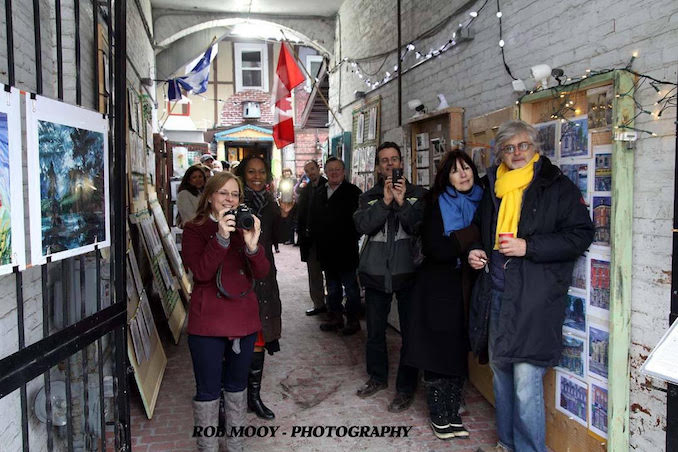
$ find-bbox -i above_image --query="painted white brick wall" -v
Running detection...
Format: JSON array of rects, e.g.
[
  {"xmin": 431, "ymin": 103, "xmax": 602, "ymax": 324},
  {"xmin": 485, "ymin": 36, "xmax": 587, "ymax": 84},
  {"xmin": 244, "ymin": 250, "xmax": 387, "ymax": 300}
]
[
  {"xmin": 330, "ymin": 0, "xmax": 678, "ymax": 449},
  {"xmin": 0, "ymin": 0, "xmax": 155, "ymax": 449}
]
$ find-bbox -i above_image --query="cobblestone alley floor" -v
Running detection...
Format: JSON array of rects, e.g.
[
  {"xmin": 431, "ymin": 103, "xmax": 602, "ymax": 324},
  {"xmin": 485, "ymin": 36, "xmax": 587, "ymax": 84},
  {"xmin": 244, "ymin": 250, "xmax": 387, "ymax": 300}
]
[{"xmin": 130, "ymin": 243, "xmax": 498, "ymax": 451}]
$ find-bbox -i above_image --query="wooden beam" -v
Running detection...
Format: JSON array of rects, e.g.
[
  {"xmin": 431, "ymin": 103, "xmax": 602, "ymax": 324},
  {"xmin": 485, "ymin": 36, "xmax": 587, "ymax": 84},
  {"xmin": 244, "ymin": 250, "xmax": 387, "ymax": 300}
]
[
  {"xmin": 608, "ymin": 69, "xmax": 634, "ymax": 451},
  {"xmin": 518, "ymin": 71, "xmax": 616, "ymax": 105}
]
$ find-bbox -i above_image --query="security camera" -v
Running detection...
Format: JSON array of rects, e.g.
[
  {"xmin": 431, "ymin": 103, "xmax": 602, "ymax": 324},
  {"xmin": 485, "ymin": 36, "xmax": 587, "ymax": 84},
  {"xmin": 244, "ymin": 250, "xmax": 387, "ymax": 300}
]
[
  {"xmin": 407, "ymin": 99, "xmax": 426, "ymax": 116},
  {"xmin": 551, "ymin": 68, "xmax": 565, "ymax": 85}
]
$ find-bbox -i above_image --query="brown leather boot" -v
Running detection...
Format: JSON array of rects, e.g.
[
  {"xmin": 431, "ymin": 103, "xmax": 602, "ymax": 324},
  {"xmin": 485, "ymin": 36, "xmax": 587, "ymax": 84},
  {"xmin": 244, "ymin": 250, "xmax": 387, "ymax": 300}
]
[{"xmin": 319, "ymin": 312, "xmax": 344, "ymax": 332}]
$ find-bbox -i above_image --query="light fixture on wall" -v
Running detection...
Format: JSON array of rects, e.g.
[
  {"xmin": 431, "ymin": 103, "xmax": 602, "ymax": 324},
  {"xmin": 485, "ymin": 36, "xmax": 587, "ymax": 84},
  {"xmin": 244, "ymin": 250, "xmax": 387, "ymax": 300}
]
[
  {"xmin": 530, "ymin": 64, "xmax": 552, "ymax": 90},
  {"xmin": 33, "ymin": 380, "xmax": 69, "ymax": 429}
]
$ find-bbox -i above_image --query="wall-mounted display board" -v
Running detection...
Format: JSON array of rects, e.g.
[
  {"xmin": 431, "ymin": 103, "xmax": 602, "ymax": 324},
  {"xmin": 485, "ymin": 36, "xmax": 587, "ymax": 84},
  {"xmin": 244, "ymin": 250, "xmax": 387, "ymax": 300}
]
[
  {"xmin": 407, "ymin": 107, "xmax": 464, "ymax": 187},
  {"xmin": 0, "ymin": 84, "xmax": 26, "ymax": 274},
  {"xmin": 26, "ymin": 94, "xmax": 111, "ymax": 265},
  {"xmin": 129, "ymin": 211, "xmax": 186, "ymax": 344},
  {"xmin": 127, "ymin": 244, "xmax": 167, "ymax": 419},
  {"xmin": 351, "ymin": 97, "xmax": 380, "ymax": 192},
  {"xmin": 518, "ymin": 70, "xmax": 633, "ymax": 451}
]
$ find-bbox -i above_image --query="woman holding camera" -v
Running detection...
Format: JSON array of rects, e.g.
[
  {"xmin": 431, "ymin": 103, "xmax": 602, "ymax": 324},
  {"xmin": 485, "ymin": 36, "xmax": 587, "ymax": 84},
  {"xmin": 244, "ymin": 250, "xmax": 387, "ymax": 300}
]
[
  {"xmin": 403, "ymin": 150, "xmax": 483, "ymax": 440},
  {"xmin": 234, "ymin": 155, "xmax": 291, "ymax": 420},
  {"xmin": 182, "ymin": 171, "xmax": 269, "ymax": 452}
]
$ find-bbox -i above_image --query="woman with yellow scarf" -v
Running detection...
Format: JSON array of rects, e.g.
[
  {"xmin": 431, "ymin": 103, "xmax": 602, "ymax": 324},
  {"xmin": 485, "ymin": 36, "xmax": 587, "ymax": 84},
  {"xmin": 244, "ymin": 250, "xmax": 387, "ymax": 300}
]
[{"xmin": 467, "ymin": 120, "xmax": 594, "ymax": 452}]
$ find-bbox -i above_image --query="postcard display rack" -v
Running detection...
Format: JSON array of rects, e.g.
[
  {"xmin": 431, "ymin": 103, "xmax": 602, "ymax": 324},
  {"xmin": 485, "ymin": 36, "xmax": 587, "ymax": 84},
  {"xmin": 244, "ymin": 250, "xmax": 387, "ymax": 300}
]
[
  {"xmin": 407, "ymin": 107, "xmax": 464, "ymax": 188},
  {"xmin": 516, "ymin": 70, "xmax": 635, "ymax": 451},
  {"xmin": 350, "ymin": 97, "xmax": 380, "ymax": 191}
]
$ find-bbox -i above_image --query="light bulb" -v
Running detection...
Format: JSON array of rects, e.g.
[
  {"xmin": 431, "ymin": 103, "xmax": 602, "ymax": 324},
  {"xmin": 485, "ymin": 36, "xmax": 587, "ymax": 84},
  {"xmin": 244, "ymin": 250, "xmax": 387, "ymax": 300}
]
[
  {"xmin": 496, "ymin": 11, "xmax": 503, "ymax": 18},
  {"xmin": 385, "ymin": 72, "xmax": 391, "ymax": 77},
  {"xmin": 470, "ymin": 11, "xmax": 478, "ymax": 17},
  {"xmin": 407, "ymin": 44, "xmax": 415, "ymax": 51},
  {"xmin": 499, "ymin": 40, "xmax": 505, "ymax": 47}
]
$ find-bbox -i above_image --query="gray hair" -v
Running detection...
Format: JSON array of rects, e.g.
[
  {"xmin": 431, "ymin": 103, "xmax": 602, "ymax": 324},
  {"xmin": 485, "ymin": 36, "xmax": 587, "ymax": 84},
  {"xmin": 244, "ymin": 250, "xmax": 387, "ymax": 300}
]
[{"xmin": 494, "ymin": 120, "xmax": 541, "ymax": 163}]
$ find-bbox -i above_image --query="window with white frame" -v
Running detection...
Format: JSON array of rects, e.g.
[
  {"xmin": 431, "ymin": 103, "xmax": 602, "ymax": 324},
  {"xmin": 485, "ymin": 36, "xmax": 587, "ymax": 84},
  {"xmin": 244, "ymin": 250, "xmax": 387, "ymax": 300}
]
[
  {"xmin": 234, "ymin": 43, "xmax": 268, "ymax": 92},
  {"xmin": 305, "ymin": 55, "xmax": 324, "ymax": 91}
]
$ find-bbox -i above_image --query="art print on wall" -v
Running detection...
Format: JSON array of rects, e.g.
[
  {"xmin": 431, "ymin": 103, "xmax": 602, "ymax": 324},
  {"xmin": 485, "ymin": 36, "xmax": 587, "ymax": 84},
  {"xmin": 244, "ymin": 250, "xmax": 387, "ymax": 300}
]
[
  {"xmin": 555, "ymin": 371, "xmax": 588, "ymax": 427},
  {"xmin": 560, "ymin": 116, "xmax": 589, "ymax": 158},
  {"xmin": 587, "ymin": 86, "xmax": 613, "ymax": 129},
  {"xmin": 430, "ymin": 138, "xmax": 444, "ymax": 156},
  {"xmin": 416, "ymin": 168, "xmax": 430, "ymax": 186},
  {"xmin": 415, "ymin": 133, "xmax": 429, "ymax": 151},
  {"xmin": 416, "ymin": 151, "xmax": 429, "ymax": 168},
  {"xmin": 0, "ymin": 85, "xmax": 26, "ymax": 275},
  {"xmin": 589, "ymin": 256, "xmax": 610, "ymax": 319},
  {"xmin": 588, "ymin": 322, "xmax": 609, "ymax": 381},
  {"xmin": 589, "ymin": 380, "xmax": 608, "ymax": 439},
  {"xmin": 563, "ymin": 289, "xmax": 587, "ymax": 334},
  {"xmin": 367, "ymin": 106, "xmax": 377, "ymax": 141},
  {"xmin": 593, "ymin": 145, "xmax": 612, "ymax": 193},
  {"xmin": 592, "ymin": 196, "xmax": 611, "ymax": 247},
  {"xmin": 172, "ymin": 146, "xmax": 189, "ymax": 178},
  {"xmin": 558, "ymin": 333, "xmax": 586, "ymax": 378},
  {"xmin": 535, "ymin": 120, "xmax": 559, "ymax": 158},
  {"xmin": 27, "ymin": 94, "xmax": 110, "ymax": 265},
  {"xmin": 560, "ymin": 163, "xmax": 589, "ymax": 202},
  {"xmin": 356, "ymin": 113, "xmax": 365, "ymax": 144},
  {"xmin": 571, "ymin": 254, "xmax": 587, "ymax": 291}
]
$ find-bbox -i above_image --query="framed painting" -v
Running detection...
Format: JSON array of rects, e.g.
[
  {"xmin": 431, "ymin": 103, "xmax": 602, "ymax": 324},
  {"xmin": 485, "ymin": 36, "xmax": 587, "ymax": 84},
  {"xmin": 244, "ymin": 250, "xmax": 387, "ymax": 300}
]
[
  {"xmin": 26, "ymin": 94, "xmax": 110, "ymax": 264},
  {"xmin": 0, "ymin": 84, "xmax": 26, "ymax": 274}
]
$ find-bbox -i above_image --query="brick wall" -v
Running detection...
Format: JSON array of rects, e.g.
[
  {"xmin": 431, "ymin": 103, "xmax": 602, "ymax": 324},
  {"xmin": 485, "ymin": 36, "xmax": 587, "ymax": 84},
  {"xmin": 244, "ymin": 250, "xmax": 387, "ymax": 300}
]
[
  {"xmin": 220, "ymin": 89, "xmax": 274, "ymax": 127},
  {"xmin": 329, "ymin": 0, "xmax": 678, "ymax": 449},
  {"xmin": 292, "ymin": 129, "xmax": 328, "ymax": 178}
]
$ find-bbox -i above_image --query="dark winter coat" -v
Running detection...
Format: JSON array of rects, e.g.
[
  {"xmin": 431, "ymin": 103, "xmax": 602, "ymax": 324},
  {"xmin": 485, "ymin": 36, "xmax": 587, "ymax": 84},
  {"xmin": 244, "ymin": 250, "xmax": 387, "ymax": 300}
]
[
  {"xmin": 244, "ymin": 190, "xmax": 285, "ymax": 343},
  {"xmin": 182, "ymin": 219, "xmax": 269, "ymax": 337},
  {"xmin": 311, "ymin": 180, "xmax": 362, "ymax": 273},
  {"xmin": 468, "ymin": 157, "xmax": 594, "ymax": 367},
  {"xmin": 296, "ymin": 176, "xmax": 327, "ymax": 262},
  {"xmin": 353, "ymin": 179, "xmax": 427, "ymax": 293},
  {"xmin": 403, "ymin": 198, "xmax": 480, "ymax": 377}
]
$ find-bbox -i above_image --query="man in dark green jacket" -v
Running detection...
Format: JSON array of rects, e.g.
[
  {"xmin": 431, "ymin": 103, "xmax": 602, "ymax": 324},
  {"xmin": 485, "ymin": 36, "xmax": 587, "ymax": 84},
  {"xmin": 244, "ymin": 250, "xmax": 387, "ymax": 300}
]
[{"xmin": 353, "ymin": 142, "xmax": 426, "ymax": 412}]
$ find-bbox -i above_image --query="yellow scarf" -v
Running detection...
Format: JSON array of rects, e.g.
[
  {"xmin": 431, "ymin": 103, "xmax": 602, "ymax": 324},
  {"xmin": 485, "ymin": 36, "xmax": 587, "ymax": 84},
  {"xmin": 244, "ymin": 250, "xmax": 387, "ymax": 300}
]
[{"xmin": 494, "ymin": 153, "xmax": 540, "ymax": 249}]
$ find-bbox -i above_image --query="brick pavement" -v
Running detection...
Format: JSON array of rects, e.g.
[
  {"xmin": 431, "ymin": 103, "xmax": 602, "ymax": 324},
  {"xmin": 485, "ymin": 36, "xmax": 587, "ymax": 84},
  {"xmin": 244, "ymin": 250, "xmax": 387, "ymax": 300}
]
[{"xmin": 130, "ymin": 243, "xmax": 498, "ymax": 451}]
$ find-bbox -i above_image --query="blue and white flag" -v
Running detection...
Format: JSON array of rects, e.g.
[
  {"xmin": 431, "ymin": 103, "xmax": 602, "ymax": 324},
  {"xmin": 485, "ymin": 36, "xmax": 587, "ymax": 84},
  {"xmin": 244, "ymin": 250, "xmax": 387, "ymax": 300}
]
[{"xmin": 167, "ymin": 46, "xmax": 215, "ymax": 101}]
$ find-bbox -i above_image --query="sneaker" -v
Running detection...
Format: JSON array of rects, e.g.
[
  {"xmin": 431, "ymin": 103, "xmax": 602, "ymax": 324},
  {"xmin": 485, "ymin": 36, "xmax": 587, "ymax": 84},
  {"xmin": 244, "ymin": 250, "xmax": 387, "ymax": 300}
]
[
  {"xmin": 356, "ymin": 378, "xmax": 387, "ymax": 398},
  {"xmin": 387, "ymin": 392, "xmax": 414, "ymax": 412}
]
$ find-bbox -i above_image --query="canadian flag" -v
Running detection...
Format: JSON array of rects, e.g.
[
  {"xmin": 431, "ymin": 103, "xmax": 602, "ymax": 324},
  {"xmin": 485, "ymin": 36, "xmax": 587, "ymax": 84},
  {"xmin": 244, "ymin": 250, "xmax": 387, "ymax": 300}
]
[{"xmin": 272, "ymin": 43, "xmax": 306, "ymax": 149}]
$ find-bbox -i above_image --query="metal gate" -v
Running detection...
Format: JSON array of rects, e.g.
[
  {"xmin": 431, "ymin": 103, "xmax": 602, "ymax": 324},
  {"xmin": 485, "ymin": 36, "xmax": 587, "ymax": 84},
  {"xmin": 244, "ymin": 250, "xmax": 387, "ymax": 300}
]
[{"xmin": 0, "ymin": 0, "xmax": 130, "ymax": 450}]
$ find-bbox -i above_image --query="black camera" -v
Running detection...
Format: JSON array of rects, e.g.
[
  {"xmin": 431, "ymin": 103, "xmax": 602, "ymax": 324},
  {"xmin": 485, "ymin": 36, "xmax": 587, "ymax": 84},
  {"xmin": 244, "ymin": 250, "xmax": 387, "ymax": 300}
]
[
  {"xmin": 391, "ymin": 168, "xmax": 403, "ymax": 183},
  {"xmin": 224, "ymin": 205, "xmax": 255, "ymax": 230}
]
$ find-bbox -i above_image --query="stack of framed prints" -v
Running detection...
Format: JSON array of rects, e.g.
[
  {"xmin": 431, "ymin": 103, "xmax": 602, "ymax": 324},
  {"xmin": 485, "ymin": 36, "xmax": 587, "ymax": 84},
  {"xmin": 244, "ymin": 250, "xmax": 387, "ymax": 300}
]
[
  {"xmin": 524, "ymin": 86, "xmax": 615, "ymax": 447},
  {"xmin": 127, "ymin": 245, "xmax": 167, "ymax": 419},
  {"xmin": 26, "ymin": 93, "xmax": 111, "ymax": 265},
  {"xmin": 130, "ymin": 210, "xmax": 186, "ymax": 344},
  {"xmin": 0, "ymin": 84, "xmax": 26, "ymax": 274}
]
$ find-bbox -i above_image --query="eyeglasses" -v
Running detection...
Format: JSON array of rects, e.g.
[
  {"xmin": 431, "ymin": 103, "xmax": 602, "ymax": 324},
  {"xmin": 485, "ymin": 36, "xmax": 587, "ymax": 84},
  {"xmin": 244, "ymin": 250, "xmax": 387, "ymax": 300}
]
[
  {"xmin": 216, "ymin": 190, "xmax": 240, "ymax": 199},
  {"xmin": 501, "ymin": 142, "xmax": 532, "ymax": 154},
  {"xmin": 379, "ymin": 156, "xmax": 401, "ymax": 165}
]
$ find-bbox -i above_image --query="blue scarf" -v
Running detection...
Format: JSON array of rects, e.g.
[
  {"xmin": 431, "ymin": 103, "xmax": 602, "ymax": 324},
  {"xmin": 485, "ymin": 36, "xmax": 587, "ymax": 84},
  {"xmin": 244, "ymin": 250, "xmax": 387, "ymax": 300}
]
[{"xmin": 439, "ymin": 184, "xmax": 483, "ymax": 236}]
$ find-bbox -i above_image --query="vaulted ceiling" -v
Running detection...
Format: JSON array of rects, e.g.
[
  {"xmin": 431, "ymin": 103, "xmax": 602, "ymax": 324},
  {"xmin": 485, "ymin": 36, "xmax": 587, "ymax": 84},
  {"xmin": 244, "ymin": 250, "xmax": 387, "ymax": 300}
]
[{"xmin": 151, "ymin": 0, "xmax": 345, "ymax": 17}]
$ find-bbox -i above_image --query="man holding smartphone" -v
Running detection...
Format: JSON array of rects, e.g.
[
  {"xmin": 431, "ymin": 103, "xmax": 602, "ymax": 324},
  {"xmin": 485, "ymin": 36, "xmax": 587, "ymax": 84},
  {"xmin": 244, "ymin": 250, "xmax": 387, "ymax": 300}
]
[{"xmin": 353, "ymin": 142, "xmax": 426, "ymax": 412}]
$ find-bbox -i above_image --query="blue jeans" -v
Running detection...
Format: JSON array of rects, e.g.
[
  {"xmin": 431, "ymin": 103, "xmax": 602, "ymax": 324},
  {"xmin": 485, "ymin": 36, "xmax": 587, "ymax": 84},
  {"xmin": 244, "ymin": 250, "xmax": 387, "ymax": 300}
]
[
  {"xmin": 489, "ymin": 290, "xmax": 547, "ymax": 452},
  {"xmin": 325, "ymin": 269, "xmax": 361, "ymax": 315},
  {"xmin": 364, "ymin": 287, "xmax": 418, "ymax": 393},
  {"xmin": 188, "ymin": 333, "xmax": 257, "ymax": 401}
]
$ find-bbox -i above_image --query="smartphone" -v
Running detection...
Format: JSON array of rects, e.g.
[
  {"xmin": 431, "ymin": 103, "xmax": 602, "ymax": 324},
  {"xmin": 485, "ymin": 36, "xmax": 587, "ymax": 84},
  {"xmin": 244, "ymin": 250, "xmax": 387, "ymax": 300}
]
[{"xmin": 391, "ymin": 168, "xmax": 403, "ymax": 183}]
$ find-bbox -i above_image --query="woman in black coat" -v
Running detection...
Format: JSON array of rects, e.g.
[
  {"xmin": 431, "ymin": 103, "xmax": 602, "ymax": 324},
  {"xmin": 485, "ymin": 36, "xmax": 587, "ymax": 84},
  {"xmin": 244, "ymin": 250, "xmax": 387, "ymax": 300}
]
[
  {"xmin": 404, "ymin": 150, "xmax": 483, "ymax": 440},
  {"xmin": 233, "ymin": 155, "xmax": 290, "ymax": 420}
]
